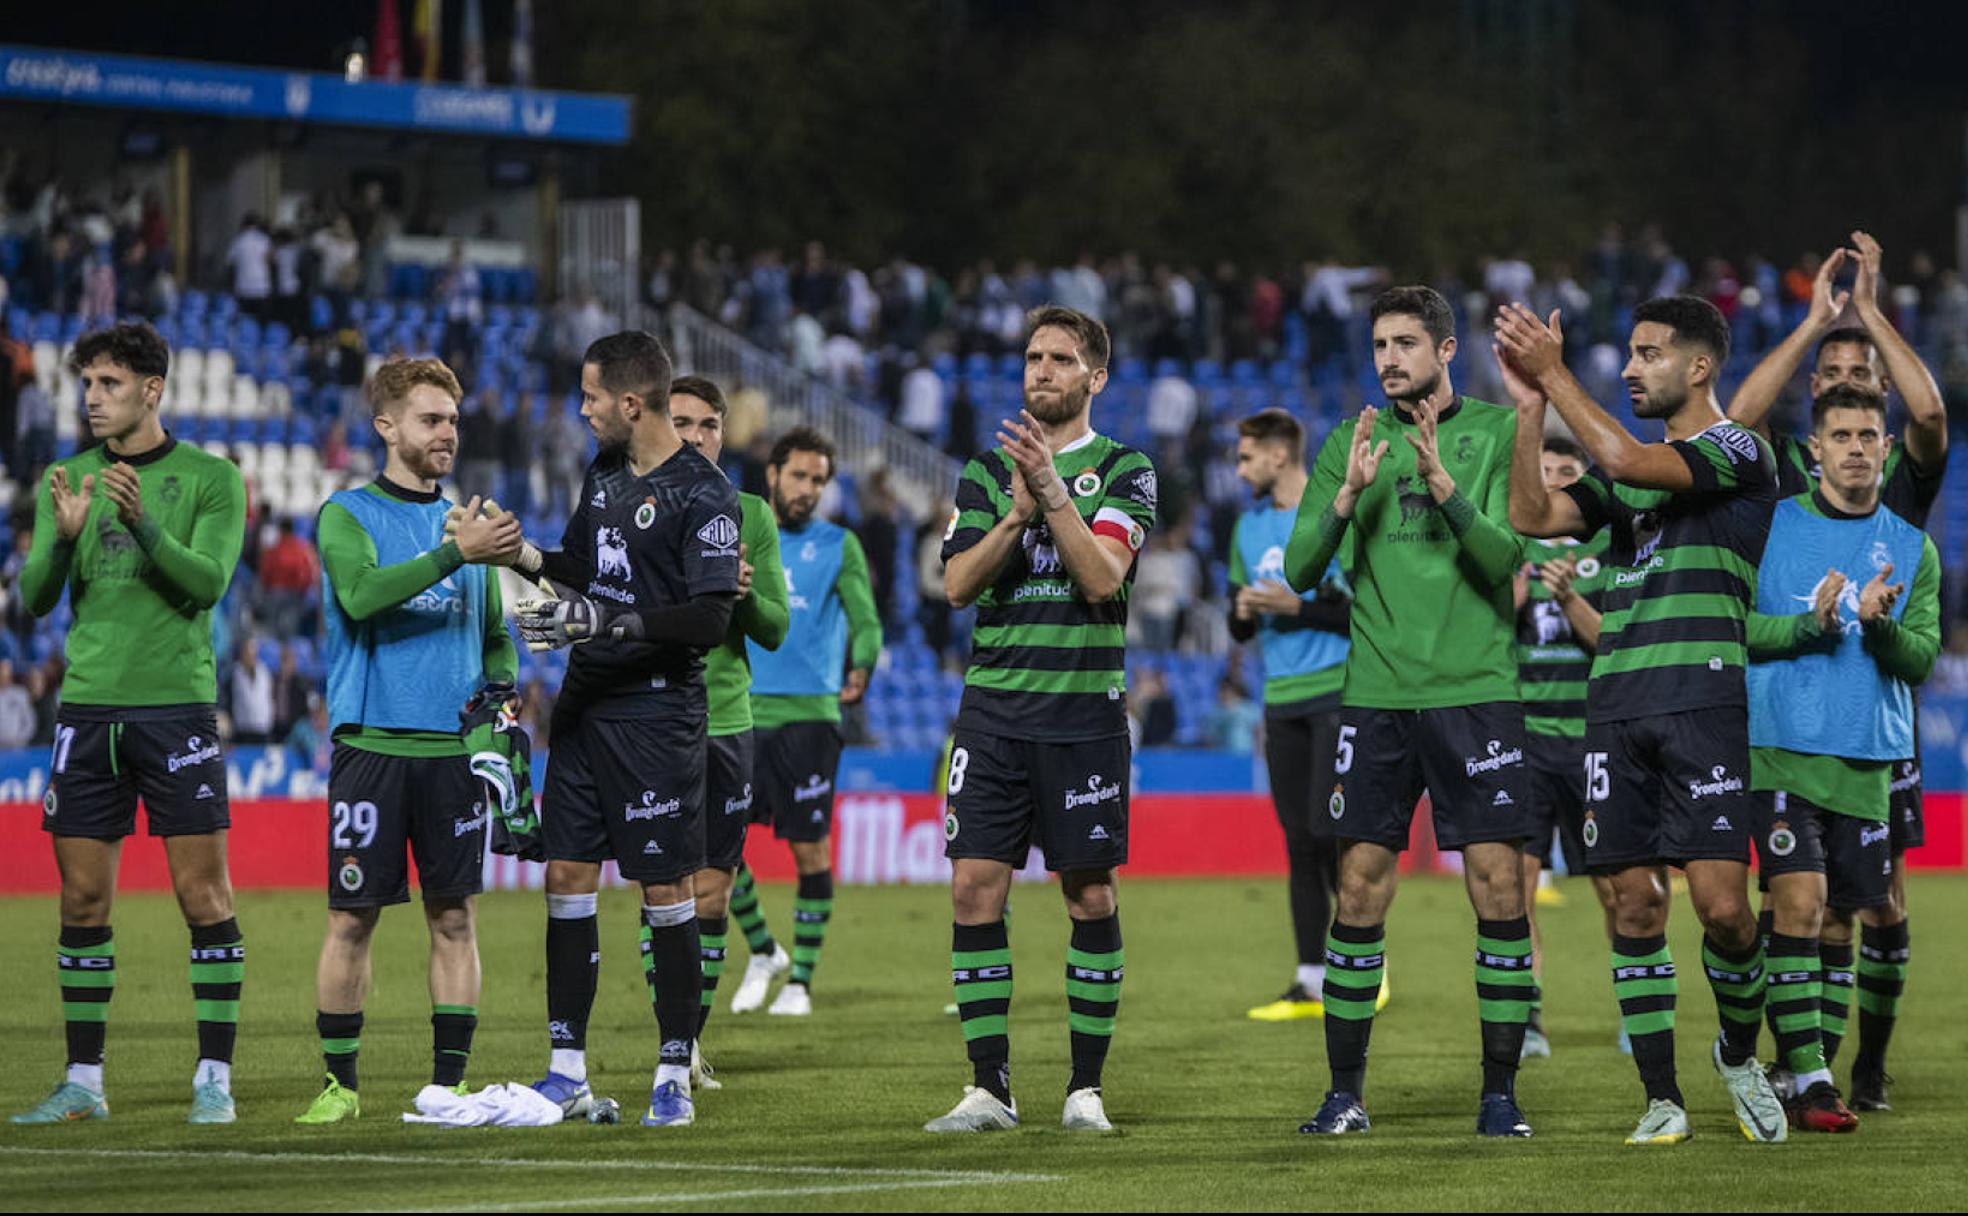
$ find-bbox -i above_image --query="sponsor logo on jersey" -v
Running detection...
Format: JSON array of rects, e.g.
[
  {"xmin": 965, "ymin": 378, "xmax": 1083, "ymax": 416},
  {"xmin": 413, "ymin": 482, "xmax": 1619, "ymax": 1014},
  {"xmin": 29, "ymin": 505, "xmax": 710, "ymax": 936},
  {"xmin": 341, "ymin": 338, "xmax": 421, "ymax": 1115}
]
[
  {"xmin": 1021, "ymin": 526, "xmax": 1063, "ymax": 575},
  {"xmin": 1689, "ymin": 765, "xmax": 1744, "ymax": 801},
  {"xmin": 1632, "ymin": 510, "xmax": 1665, "ymax": 565},
  {"xmin": 698, "ymin": 514, "xmax": 740, "ymax": 551},
  {"xmin": 1767, "ymin": 820, "xmax": 1797, "ymax": 857},
  {"xmin": 624, "ymin": 789, "xmax": 682, "ymax": 821},
  {"xmin": 1492, "ymin": 789, "xmax": 1514, "ymax": 806},
  {"xmin": 195, "ymin": 783, "xmax": 215, "ymax": 801},
  {"xmin": 794, "ymin": 774, "xmax": 833, "ymax": 804},
  {"xmin": 724, "ymin": 783, "xmax": 754, "ymax": 816},
  {"xmin": 1860, "ymin": 823, "xmax": 1890, "ymax": 849},
  {"xmin": 1064, "ymin": 773, "xmax": 1123, "ymax": 810},
  {"xmin": 643, "ymin": 840, "xmax": 663, "ymax": 854},
  {"xmin": 1256, "ymin": 544, "xmax": 1287, "ymax": 583},
  {"xmin": 635, "ymin": 501, "xmax": 657, "ymax": 530},
  {"xmin": 1465, "ymin": 739, "xmax": 1524, "ymax": 778},
  {"xmin": 590, "ymin": 487, "xmax": 608, "ymax": 511},
  {"xmin": 1088, "ymin": 824, "xmax": 1110, "ymax": 841},
  {"xmin": 1133, "ymin": 469, "xmax": 1159, "ymax": 511},
  {"xmin": 1701, "ymin": 422, "xmax": 1762, "ymax": 467},
  {"xmin": 168, "ymin": 735, "xmax": 223, "ymax": 774},
  {"xmin": 1711, "ymin": 815, "xmax": 1734, "ymax": 831},
  {"xmin": 1792, "ymin": 572, "xmax": 1864, "ymax": 636},
  {"xmin": 454, "ymin": 813, "xmax": 486, "ymax": 838},
  {"xmin": 596, "ymin": 525, "xmax": 631, "ymax": 578},
  {"xmin": 1891, "ymin": 763, "xmax": 1921, "ymax": 793},
  {"xmin": 784, "ymin": 564, "xmax": 809, "ymax": 611},
  {"xmin": 1393, "ymin": 474, "xmax": 1436, "ymax": 526},
  {"xmin": 338, "ymin": 856, "xmax": 364, "ymax": 892}
]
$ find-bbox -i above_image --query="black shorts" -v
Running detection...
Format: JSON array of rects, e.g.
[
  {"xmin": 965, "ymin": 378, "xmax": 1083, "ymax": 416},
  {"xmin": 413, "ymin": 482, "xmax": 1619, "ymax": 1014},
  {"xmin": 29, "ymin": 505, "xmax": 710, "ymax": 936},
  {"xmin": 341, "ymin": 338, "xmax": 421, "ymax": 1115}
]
[
  {"xmin": 1526, "ymin": 732, "xmax": 1589, "ymax": 873},
  {"xmin": 327, "ymin": 744, "xmax": 486, "ymax": 909},
  {"xmin": 1324, "ymin": 702, "xmax": 1538, "ymax": 852},
  {"xmin": 755, "ymin": 720, "xmax": 843, "ymax": 843},
  {"xmin": 944, "ymin": 728, "xmax": 1129, "ymax": 872},
  {"xmin": 1582, "ymin": 706, "xmax": 1752, "ymax": 871},
  {"xmin": 542, "ymin": 712, "xmax": 706, "ymax": 884},
  {"xmin": 702, "ymin": 730, "xmax": 756, "ymax": 871},
  {"xmin": 40, "ymin": 705, "xmax": 230, "ymax": 840},
  {"xmin": 1889, "ymin": 759, "xmax": 1924, "ymax": 853},
  {"xmin": 1749, "ymin": 790, "xmax": 1893, "ymax": 911},
  {"xmin": 1263, "ymin": 707, "xmax": 1342, "ymax": 848}
]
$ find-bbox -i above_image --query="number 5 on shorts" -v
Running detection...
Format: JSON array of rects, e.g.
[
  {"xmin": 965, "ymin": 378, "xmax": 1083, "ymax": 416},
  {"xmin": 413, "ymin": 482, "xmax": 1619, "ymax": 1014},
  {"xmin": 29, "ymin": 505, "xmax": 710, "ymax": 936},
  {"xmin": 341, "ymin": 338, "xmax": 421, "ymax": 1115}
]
[
  {"xmin": 1584, "ymin": 752, "xmax": 1610, "ymax": 803},
  {"xmin": 1335, "ymin": 725, "xmax": 1356, "ymax": 775}
]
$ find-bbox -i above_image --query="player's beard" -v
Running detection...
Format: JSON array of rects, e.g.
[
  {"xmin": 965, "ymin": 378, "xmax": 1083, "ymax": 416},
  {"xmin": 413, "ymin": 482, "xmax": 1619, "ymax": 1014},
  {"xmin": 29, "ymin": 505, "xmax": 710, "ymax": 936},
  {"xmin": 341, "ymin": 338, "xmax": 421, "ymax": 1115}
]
[
  {"xmin": 1629, "ymin": 379, "xmax": 1685, "ymax": 420},
  {"xmin": 1382, "ymin": 365, "xmax": 1441, "ymax": 407},
  {"xmin": 774, "ymin": 488, "xmax": 816, "ymax": 527},
  {"xmin": 404, "ymin": 441, "xmax": 453, "ymax": 483},
  {"xmin": 1024, "ymin": 381, "xmax": 1090, "ymax": 425}
]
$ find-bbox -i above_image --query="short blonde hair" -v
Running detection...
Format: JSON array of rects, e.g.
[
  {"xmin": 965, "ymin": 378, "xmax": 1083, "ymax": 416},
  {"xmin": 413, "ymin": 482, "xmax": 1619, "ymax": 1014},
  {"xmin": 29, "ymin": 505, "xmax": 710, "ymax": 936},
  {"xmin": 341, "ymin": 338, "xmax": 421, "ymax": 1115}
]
[{"xmin": 367, "ymin": 356, "xmax": 463, "ymax": 417}]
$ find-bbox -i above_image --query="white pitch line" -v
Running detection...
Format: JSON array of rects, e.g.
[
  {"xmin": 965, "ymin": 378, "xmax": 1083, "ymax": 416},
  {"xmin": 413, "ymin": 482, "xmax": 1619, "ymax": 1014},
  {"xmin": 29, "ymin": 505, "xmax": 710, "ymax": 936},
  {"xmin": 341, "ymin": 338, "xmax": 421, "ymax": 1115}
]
[
  {"xmin": 0, "ymin": 1145, "xmax": 1060, "ymax": 1184},
  {"xmin": 376, "ymin": 1178, "xmax": 995, "ymax": 1213}
]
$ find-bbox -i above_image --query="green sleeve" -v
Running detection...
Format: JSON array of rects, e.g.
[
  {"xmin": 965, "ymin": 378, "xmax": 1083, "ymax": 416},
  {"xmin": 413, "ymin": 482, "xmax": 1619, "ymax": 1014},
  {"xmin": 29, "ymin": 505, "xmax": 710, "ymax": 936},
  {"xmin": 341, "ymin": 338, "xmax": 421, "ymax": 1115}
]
[
  {"xmin": 1285, "ymin": 426, "xmax": 1349, "ymax": 591},
  {"xmin": 1863, "ymin": 537, "xmax": 1942, "ymax": 685},
  {"xmin": 1227, "ymin": 516, "xmax": 1248, "ymax": 587},
  {"xmin": 735, "ymin": 504, "xmax": 789, "ymax": 651},
  {"xmin": 129, "ymin": 462, "xmax": 246, "ymax": 610},
  {"xmin": 318, "ymin": 500, "xmax": 467, "ymax": 622},
  {"xmin": 838, "ymin": 531, "xmax": 884, "ymax": 670},
  {"xmin": 1437, "ymin": 458, "xmax": 1522, "ymax": 588},
  {"xmin": 19, "ymin": 470, "xmax": 73, "ymax": 617},
  {"xmin": 1747, "ymin": 610, "xmax": 1823, "ymax": 659},
  {"xmin": 481, "ymin": 569, "xmax": 517, "ymax": 684}
]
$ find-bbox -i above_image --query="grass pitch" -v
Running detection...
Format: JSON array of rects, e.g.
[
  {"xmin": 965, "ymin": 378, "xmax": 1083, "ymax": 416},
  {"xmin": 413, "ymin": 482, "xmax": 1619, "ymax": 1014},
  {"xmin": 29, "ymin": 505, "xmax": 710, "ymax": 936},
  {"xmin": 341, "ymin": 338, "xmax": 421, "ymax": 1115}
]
[{"xmin": 2, "ymin": 874, "xmax": 1965, "ymax": 1211}]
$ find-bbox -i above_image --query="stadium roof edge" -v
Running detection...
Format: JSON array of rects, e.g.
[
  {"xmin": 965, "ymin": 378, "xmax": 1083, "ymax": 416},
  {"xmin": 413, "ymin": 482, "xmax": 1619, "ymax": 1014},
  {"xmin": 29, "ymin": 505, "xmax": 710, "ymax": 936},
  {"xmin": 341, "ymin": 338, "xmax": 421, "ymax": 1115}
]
[{"xmin": 0, "ymin": 43, "xmax": 632, "ymax": 145}]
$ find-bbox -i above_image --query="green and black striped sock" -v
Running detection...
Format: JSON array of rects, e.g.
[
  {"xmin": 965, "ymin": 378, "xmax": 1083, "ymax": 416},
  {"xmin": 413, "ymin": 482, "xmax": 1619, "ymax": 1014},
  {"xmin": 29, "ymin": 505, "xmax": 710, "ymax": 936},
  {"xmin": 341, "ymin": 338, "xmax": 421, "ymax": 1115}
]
[
  {"xmin": 1763, "ymin": 934, "xmax": 1825, "ymax": 1078},
  {"xmin": 1701, "ymin": 935, "xmax": 1765, "ymax": 1067},
  {"xmin": 431, "ymin": 1004, "xmax": 477, "ymax": 1087},
  {"xmin": 317, "ymin": 1010, "xmax": 362, "ymax": 1090},
  {"xmin": 1066, "ymin": 915, "xmax": 1123, "ymax": 1094},
  {"xmin": 1855, "ymin": 919, "xmax": 1909, "ymax": 1073},
  {"xmin": 729, "ymin": 865, "xmax": 778, "ymax": 956},
  {"xmin": 1818, "ymin": 939, "xmax": 1854, "ymax": 1064},
  {"xmin": 1612, "ymin": 933, "xmax": 1681, "ymax": 1106},
  {"xmin": 1475, "ymin": 917, "xmax": 1536, "ymax": 1097},
  {"xmin": 1322, "ymin": 920, "xmax": 1385, "ymax": 1098},
  {"xmin": 189, "ymin": 919, "xmax": 244, "ymax": 1067},
  {"xmin": 58, "ymin": 925, "xmax": 114, "ymax": 1080},
  {"xmin": 953, "ymin": 920, "xmax": 1012, "ymax": 1104},
  {"xmin": 698, "ymin": 915, "xmax": 729, "ymax": 1036},
  {"xmin": 789, "ymin": 870, "xmax": 834, "ymax": 988}
]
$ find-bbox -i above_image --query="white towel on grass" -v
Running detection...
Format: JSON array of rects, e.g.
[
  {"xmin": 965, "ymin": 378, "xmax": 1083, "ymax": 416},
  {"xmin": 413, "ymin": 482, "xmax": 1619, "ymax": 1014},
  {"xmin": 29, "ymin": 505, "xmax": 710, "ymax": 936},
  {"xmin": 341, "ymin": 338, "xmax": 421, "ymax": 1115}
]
[{"xmin": 402, "ymin": 1082, "xmax": 565, "ymax": 1127}]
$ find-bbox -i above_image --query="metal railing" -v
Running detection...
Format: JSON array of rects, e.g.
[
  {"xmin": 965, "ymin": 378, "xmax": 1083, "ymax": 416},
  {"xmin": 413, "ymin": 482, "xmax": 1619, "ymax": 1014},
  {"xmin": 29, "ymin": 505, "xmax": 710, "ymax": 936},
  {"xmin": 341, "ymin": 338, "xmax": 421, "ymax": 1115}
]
[{"xmin": 664, "ymin": 304, "xmax": 963, "ymax": 518}]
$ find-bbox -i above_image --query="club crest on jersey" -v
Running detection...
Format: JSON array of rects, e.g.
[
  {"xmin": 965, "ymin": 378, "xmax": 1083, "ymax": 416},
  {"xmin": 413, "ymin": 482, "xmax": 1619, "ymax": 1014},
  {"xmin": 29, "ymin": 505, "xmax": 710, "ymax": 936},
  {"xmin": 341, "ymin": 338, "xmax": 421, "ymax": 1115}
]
[
  {"xmin": 1329, "ymin": 785, "xmax": 1345, "ymax": 820},
  {"xmin": 1768, "ymin": 821, "xmax": 1797, "ymax": 858},
  {"xmin": 1576, "ymin": 556, "xmax": 1601, "ymax": 579},
  {"xmin": 1582, "ymin": 812, "xmax": 1599, "ymax": 848},
  {"xmin": 1454, "ymin": 434, "xmax": 1477, "ymax": 463},
  {"xmin": 338, "ymin": 856, "xmax": 364, "ymax": 892},
  {"xmin": 698, "ymin": 514, "xmax": 739, "ymax": 550},
  {"xmin": 944, "ymin": 809, "xmax": 960, "ymax": 841},
  {"xmin": 42, "ymin": 788, "xmax": 56, "ymax": 817},
  {"xmin": 1073, "ymin": 469, "xmax": 1102, "ymax": 497},
  {"xmin": 160, "ymin": 474, "xmax": 183, "ymax": 504},
  {"xmin": 635, "ymin": 500, "xmax": 657, "ymax": 530},
  {"xmin": 596, "ymin": 526, "xmax": 631, "ymax": 578}
]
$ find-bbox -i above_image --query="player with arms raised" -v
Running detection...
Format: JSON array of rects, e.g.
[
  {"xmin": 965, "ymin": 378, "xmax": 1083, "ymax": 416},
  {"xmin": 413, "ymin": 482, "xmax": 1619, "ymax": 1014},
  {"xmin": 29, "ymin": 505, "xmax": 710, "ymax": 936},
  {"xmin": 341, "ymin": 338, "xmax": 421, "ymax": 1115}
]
[
  {"xmin": 1499, "ymin": 297, "xmax": 1786, "ymax": 1146},
  {"xmin": 12, "ymin": 323, "xmax": 248, "ymax": 1125},
  {"xmin": 927, "ymin": 306, "xmax": 1155, "ymax": 1135}
]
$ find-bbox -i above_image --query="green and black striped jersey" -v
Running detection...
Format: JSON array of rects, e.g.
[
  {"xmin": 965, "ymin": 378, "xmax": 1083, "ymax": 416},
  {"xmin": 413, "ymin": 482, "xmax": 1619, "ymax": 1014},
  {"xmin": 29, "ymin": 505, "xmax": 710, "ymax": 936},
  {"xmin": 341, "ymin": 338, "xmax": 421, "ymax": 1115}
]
[
  {"xmin": 1561, "ymin": 419, "xmax": 1778, "ymax": 723},
  {"xmin": 1515, "ymin": 530, "xmax": 1609, "ymax": 739},
  {"xmin": 943, "ymin": 433, "xmax": 1157, "ymax": 741}
]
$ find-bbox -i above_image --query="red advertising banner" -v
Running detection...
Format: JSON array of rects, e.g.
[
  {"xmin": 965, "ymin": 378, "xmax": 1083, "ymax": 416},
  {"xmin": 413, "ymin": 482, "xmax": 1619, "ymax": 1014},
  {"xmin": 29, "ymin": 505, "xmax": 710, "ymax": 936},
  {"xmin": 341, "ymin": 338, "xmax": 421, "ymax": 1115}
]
[{"xmin": 1, "ymin": 792, "xmax": 1960, "ymax": 894}]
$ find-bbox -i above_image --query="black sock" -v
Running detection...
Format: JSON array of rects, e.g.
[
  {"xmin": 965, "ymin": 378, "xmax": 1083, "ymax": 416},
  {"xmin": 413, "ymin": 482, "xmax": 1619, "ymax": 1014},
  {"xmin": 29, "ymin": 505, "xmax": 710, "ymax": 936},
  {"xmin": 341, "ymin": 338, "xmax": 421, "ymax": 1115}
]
[
  {"xmin": 1066, "ymin": 914, "xmax": 1124, "ymax": 1095},
  {"xmin": 1323, "ymin": 920, "xmax": 1385, "ymax": 1099},
  {"xmin": 644, "ymin": 904, "xmax": 701, "ymax": 1072},
  {"xmin": 1612, "ymin": 933, "xmax": 1682, "ymax": 1107},
  {"xmin": 58, "ymin": 924, "xmax": 114, "ymax": 1069},
  {"xmin": 431, "ymin": 1005, "xmax": 477, "ymax": 1087},
  {"xmin": 545, "ymin": 909, "xmax": 598, "ymax": 1053},
  {"xmin": 189, "ymin": 918, "xmax": 244, "ymax": 1065},
  {"xmin": 1476, "ymin": 916, "xmax": 1536, "ymax": 1099},
  {"xmin": 1286, "ymin": 837, "xmax": 1335, "ymax": 972},
  {"xmin": 953, "ymin": 921, "xmax": 1012, "ymax": 1104},
  {"xmin": 317, "ymin": 1010, "xmax": 362, "ymax": 1090}
]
